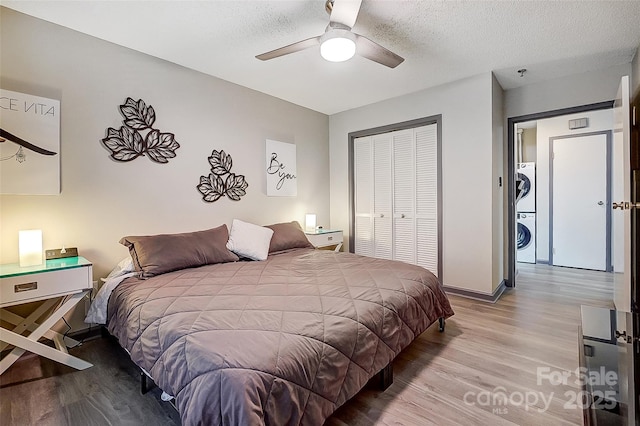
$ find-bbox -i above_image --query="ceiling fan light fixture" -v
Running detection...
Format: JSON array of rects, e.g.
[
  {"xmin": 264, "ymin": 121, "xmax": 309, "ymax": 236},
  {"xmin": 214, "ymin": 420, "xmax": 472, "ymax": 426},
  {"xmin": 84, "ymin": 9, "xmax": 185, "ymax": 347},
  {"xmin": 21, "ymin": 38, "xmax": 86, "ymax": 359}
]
[{"xmin": 320, "ymin": 29, "xmax": 356, "ymax": 62}]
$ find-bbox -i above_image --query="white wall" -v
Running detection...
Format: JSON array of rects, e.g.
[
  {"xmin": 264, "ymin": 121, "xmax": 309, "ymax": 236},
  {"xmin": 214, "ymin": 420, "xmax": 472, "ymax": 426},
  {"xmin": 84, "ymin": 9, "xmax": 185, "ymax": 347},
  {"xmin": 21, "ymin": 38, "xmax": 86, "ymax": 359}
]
[
  {"xmin": 535, "ymin": 109, "xmax": 614, "ymax": 262},
  {"xmin": 330, "ymin": 73, "xmax": 501, "ymax": 295},
  {"xmin": 520, "ymin": 128, "xmax": 537, "ymax": 163},
  {"xmin": 491, "ymin": 74, "xmax": 505, "ymax": 290},
  {"xmin": 505, "ymin": 64, "xmax": 631, "ymax": 119},
  {"xmin": 632, "ymin": 45, "xmax": 640, "ymax": 98},
  {"xmin": 1, "ymin": 10, "xmax": 329, "ymax": 277}
]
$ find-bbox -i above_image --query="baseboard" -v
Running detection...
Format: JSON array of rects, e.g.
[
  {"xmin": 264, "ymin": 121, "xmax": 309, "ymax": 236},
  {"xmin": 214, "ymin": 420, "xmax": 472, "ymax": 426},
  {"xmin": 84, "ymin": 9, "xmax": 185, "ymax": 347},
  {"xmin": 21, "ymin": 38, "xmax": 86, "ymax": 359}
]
[
  {"xmin": 443, "ymin": 279, "xmax": 507, "ymax": 304},
  {"xmin": 536, "ymin": 259, "xmax": 550, "ymax": 265},
  {"xmin": 67, "ymin": 325, "xmax": 103, "ymax": 342}
]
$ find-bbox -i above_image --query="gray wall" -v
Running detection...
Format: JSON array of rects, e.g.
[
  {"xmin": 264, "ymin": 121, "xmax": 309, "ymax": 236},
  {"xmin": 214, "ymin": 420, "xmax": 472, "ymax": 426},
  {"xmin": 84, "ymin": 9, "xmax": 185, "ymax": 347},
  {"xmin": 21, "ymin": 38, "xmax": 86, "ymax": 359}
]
[
  {"xmin": 491, "ymin": 74, "xmax": 505, "ymax": 290},
  {"xmin": 520, "ymin": 128, "xmax": 537, "ymax": 163},
  {"xmin": 330, "ymin": 73, "xmax": 503, "ymax": 295},
  {"xmin": 0, "ymin": 8, "xmax": 330, "ymax": 280},
  {"xmin": 633, "ymin": 45, "xmax": 640, "ymax": 98},
  {"xmin": 504, "ymin": 64, "xmax": 631, "ymax": 119}
]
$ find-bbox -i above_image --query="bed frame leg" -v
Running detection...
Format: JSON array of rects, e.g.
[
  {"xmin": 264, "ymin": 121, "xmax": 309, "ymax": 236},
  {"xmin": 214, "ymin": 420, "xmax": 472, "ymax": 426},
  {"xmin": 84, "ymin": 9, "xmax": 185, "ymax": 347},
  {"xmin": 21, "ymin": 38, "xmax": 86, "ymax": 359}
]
[
  {"xmin": 438, "ymin": 317, "xmax": 445, "ymax": 332},
  {"xmin": 378, "ymin": 363, "xmax": 393, "ymax": 391},
  {"xmin": 141, "ymin": 371, "xmax": 155, "ymax": 395}
]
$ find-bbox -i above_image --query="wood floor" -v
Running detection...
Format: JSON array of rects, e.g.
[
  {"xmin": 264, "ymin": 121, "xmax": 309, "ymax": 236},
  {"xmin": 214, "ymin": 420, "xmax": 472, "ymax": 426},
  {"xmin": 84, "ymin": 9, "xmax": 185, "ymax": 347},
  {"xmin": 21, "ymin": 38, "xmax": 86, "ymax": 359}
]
[{"xmin": 0, "ymin": 263, "xmax": 615, "ymax": 426}]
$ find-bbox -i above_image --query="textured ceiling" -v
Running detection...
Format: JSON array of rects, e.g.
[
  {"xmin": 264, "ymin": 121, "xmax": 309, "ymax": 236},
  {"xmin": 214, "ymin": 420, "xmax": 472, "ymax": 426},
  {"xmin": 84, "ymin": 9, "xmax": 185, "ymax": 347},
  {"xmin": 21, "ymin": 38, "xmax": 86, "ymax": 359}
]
[{"xmin": 3, "ymin": 0, "xmax": 640, "ymax": 115}]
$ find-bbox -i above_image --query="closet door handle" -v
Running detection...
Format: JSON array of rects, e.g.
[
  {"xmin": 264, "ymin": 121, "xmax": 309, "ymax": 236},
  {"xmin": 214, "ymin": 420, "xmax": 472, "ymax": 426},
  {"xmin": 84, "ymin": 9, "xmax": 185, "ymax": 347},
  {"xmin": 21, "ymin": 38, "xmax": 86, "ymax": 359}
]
[
  {"xmin": 380, "ymin": 213, "xmax": 384, "ymax": 218},
  {"xmin": 401, "ymin": 214, "xmax": 406, "ymax": 218}
]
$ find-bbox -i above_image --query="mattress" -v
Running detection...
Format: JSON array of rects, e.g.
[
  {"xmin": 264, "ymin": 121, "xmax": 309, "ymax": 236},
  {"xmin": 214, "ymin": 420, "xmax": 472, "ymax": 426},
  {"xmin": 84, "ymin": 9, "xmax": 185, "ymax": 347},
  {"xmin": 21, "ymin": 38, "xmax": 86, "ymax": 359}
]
[{"xmin": 106, "ymin": 248, "xmax": 454, "ymax": 425}]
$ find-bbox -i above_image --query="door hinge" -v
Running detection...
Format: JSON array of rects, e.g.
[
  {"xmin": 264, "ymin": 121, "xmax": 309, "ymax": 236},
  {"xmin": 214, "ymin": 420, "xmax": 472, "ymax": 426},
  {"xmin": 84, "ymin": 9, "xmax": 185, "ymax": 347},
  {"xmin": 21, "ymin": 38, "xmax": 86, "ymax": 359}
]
[
  {"xmin": 612, "ymin": 201, "xmax": 640, "ymax": 210},
  {"xmin": 616, "ymin": 330, "xmax": 639, "ymax": 344}
]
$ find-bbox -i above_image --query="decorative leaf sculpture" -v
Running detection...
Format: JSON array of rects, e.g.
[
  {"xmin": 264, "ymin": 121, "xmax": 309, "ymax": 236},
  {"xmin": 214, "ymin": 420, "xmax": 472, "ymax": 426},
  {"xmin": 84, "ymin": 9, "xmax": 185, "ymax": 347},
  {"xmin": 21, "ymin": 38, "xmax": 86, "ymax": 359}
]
[
  {"xmin": 146, "ymin": 130, "xmax": 179, "ymax": 163},
  {"xmin": 101, "ymin": 126, "xmax": 144, "ymax": 162},
  {"xmin": 197, "ymin": 150, "xmax": 248, "ymax": 203},
  {"xmin": 119, "ymin": 98, "xmax": 156, "ymax": 130},
  {"xmin": 208, "ymin": 150, "xmax": 233, "ymax": 175},
  {"xmin": 225, "ymin": 173, "xmax": 249, "ymax": 201},
  {"xmin": 197, "ymin": 174, "xmax": 226, "ymax": 202},
  {"xmin": 101, "ymin": 97, "xmax": 178, "ymax": 163}
]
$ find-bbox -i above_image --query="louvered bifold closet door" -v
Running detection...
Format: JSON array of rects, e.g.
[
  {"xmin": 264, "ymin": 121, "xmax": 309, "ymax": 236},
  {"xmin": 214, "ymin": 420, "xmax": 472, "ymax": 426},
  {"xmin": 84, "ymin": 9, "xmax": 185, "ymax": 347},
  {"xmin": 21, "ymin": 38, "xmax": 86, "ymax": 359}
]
[
  {"xmin": 372, "ymin": 134, "xmax": 393, "ymax": 260},
  {"xmin": 415, "ymin": 124, "xmax": 438, "ymax": 277},
  {"xmin": 354, "ymin": 137, "xmax": 374, "ymax": 257},
  {"xmin": 393, "ymin": 129, "xmax": 416, "ymax": 264},
  {"xmin": 353, "ymin": 121, "xmax": 439, "ymax": 276}
]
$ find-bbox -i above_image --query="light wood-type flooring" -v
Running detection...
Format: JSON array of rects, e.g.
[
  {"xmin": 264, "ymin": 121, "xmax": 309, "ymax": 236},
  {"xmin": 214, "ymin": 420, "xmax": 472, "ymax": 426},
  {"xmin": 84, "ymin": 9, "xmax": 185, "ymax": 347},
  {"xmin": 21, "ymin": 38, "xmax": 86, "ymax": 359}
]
[{"xmin": 0, "ymin": 263, "xmax": 615, "ymax": 425}]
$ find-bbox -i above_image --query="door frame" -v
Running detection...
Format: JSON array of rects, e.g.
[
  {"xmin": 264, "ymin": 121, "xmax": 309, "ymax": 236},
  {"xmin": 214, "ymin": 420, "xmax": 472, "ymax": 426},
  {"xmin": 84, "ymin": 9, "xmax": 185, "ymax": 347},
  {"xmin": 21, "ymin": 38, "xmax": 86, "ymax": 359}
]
[
  {"xmin": 347, "ymin": 114, "xmax": 443, "ymax": 281},
  {"xmin": 506, "ymin": 101, "xmax": 613, "ymax": 287},
  {"xmin": 548, "ymin": 130, "xmax": 613, "ymax": 271}
]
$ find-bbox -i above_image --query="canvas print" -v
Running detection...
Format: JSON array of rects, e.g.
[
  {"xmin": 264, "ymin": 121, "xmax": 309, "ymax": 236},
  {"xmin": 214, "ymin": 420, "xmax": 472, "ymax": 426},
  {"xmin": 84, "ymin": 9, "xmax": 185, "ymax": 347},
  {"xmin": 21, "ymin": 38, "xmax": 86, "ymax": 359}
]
[
  {"xmin": 0, "ymin": 89, "xmax": 60, "ymax": 194},
  {"xmin": 266, "ymin": 139, "xmax": 297, "ymax": 196}
]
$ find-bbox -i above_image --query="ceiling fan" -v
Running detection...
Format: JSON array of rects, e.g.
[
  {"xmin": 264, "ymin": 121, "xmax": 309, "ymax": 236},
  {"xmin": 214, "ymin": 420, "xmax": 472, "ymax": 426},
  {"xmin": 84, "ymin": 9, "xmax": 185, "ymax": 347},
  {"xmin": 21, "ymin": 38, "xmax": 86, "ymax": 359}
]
[{"xmin": 256, "ymin": 0, "xmax": 404, "ymax": 68}]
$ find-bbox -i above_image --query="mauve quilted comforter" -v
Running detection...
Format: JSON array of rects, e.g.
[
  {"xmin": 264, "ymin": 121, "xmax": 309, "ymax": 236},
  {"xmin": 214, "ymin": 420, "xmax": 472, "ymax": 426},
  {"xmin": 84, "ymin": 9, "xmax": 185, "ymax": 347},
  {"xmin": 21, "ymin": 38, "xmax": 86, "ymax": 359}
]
[{"xmin": 107, "ymin": 248, "xmax": 454, "ymax": 425}]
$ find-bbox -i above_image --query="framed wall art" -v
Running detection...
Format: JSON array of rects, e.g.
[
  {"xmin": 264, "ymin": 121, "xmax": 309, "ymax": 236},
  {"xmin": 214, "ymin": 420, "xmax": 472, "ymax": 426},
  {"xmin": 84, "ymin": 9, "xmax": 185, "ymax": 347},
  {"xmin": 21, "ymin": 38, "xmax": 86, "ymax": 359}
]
[
  {"xmin": 0, "ymin": 89, "xmax": 60, "ymax": 195},
  {"xmin": 265, "ymin": 139, "xmax": 297, "ymax": 196}
]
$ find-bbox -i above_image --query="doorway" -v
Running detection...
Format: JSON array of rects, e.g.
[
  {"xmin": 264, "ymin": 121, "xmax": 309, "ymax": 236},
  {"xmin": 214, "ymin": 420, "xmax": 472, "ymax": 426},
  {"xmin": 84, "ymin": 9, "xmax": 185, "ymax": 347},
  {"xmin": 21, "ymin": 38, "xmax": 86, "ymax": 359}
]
[{"xmin": 507, "ymin": 101, "xmax": 614, "ymax": 287}]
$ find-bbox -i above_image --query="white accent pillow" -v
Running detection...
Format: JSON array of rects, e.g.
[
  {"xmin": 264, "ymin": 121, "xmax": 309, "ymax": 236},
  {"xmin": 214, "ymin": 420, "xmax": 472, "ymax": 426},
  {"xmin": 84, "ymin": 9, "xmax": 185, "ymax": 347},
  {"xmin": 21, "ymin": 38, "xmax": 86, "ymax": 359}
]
[
  {"xmin": 226, "ymin": 219, "xmax": 274, "ymax": 261},
  {"xmin": 105, "ymin": 256, "xmax": 135, "ymax": 280}
]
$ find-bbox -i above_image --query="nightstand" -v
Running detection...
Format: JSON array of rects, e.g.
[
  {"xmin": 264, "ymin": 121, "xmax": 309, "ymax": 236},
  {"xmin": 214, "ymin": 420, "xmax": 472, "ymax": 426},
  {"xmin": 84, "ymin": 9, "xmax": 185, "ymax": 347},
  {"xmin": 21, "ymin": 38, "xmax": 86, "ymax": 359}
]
[
  {"xmin": 0, "ymin": 256, "xmax": 93, "ymax": 375},
  {"xmin": 305, "ymin": 229, "xmax": 343, "ymax": 252}
]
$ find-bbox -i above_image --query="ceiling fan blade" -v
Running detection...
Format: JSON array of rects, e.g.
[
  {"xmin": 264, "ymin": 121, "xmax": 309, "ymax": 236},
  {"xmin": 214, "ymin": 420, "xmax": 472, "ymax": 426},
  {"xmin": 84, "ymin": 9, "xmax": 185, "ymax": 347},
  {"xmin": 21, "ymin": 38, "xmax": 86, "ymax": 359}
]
[
  {"xmin": 329, "ymin": 0, "xmax": 362, "ymax": 29},
  {"xmin": 355, "ymin": 34, "xmax": 404, "ymax": 68},
  {"xmin": 256, "ymin": 36, "xmax": 321, "ymax": 61}
]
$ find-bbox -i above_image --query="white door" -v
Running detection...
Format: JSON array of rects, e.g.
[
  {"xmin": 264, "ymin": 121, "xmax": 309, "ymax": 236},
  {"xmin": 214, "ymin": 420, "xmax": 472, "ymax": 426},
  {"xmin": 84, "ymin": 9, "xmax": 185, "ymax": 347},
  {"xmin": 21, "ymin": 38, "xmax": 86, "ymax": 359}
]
[
  {"xmin": 414, "ymin": 125, "xmax": 439, "ymax": 276},
  {"xmin": 372, "ymin": 134, "xmax": 393, "ymax": 260},
  {"xmin": 392, "ymin": 129, "xmax": 416, "ymax": 264},
  {"xmin": 612, "ymin": 75, "xmax": 631, "ymax": 313},
  {"xmin": 352, "ymin": 123, "xmax": 439, "ymax": 278},
  {"xmin": 354, "ymin": 137, "xmax": 373, "ymax": 257},
  {"xmin": 552, "ymin": 133, "xmax": 608, "ymax": 270}
]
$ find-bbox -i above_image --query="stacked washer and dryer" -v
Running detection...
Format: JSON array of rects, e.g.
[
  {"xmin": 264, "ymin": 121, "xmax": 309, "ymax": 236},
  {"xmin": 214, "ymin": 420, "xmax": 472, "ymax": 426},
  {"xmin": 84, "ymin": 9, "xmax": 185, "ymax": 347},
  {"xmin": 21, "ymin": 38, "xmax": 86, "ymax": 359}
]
[{"xmin": 516, "ymin": 162, "xmax": 536, "ymax": 263}]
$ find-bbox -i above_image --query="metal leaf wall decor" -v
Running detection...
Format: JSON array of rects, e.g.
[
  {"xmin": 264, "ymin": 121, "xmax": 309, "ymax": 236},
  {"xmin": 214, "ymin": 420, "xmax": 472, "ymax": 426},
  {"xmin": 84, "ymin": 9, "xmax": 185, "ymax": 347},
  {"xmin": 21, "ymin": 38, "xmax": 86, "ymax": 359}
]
[
  {"xmin": 101, "ymin": 97, "xmax": 180, "ymax": 163},
  {"xmin": 197, "ymin": 150, "xmax": 248, "ymax": 202}
]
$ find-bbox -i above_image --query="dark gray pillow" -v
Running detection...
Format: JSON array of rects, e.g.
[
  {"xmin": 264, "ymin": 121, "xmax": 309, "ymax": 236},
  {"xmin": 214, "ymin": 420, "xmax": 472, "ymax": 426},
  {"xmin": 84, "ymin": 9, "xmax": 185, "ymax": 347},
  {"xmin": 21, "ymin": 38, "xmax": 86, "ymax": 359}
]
[
  {"xmin": 265, "ymin": 221, "xmax": 313, "ymax": 253},
  {"xmin": 120, "ymin": 225, "xmax": 239, "ymax": 277}
]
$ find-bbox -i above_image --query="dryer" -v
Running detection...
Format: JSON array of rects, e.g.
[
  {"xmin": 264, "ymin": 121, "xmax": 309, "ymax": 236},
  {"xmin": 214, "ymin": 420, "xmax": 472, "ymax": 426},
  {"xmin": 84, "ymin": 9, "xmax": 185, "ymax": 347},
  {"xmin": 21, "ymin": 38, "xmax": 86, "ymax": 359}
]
[
  {"xmin": 516, "ymin": 162, "xmax": 536, "ymax": 213},
  {"xmin": 517, "ymin": 212, "xmax": 536, "ymax": 264}
]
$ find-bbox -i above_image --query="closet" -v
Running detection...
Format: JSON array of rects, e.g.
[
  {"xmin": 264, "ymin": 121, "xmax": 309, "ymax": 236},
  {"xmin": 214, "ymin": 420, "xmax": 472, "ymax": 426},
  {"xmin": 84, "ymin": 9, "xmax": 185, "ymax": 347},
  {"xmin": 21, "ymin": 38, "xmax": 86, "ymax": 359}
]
[{"xmin": 351, "ymin": 121, "xmax": 441, "ymax": 278}]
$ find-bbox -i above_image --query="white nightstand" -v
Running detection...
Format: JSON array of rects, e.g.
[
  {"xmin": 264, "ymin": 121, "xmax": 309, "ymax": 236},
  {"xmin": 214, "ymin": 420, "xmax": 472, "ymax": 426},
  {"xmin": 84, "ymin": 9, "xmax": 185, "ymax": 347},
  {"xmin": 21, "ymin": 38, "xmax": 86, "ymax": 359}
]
[
  {"xmin": 305, "ymin": 229, "xmax": 343, "ymax": 252},
  {"xmin": 0, "ymin": 256, "xmax": 93, "ymax": 375}
]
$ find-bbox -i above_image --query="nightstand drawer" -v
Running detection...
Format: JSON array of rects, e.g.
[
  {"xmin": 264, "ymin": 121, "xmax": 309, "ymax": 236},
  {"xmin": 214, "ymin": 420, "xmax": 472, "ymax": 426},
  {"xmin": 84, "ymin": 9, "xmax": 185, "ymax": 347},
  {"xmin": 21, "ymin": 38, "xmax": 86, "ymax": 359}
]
[
  {"xmin": 0, "ymin": 266, "xmax": 91, "ymax": 307},
  {"xmin": 306, "ymin": 230, "xmax": 343, "ymax": 249}
]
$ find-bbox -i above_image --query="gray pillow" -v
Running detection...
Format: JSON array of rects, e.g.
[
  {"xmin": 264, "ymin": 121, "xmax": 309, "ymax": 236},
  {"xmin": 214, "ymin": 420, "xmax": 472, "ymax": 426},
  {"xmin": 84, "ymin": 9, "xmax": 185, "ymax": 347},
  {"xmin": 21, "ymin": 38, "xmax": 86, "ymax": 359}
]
[
  {"xmin": 120, "ymin": 225, "xmax": 239, "ymax": 277},
  {"xmin": 265, "ymin": 221, "xmax": 314, "ymax": 254}
]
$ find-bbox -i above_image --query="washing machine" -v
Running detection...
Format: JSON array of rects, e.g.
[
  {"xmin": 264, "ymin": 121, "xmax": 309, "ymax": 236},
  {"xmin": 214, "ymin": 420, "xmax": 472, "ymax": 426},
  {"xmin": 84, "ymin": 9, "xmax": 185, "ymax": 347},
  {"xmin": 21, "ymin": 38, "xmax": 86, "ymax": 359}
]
[
  {"xmin": 517, "ymin": 212, "xmax": 536, "ymax": 264},
  {"xmin": 516, "ymin": 162, "xmax": 536, "ymax": 213}
]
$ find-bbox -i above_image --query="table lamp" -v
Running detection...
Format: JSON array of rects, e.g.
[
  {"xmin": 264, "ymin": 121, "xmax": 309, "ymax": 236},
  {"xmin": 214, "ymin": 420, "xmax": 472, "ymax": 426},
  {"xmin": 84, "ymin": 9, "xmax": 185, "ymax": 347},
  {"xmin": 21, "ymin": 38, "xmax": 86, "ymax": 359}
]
[
  {"xmin": 305, "ymin": 214, "xmax": 317, "ymax": 232},
  {"xmin": 19, "ymin": 229, "xmax": 43, "ymax": 267}
]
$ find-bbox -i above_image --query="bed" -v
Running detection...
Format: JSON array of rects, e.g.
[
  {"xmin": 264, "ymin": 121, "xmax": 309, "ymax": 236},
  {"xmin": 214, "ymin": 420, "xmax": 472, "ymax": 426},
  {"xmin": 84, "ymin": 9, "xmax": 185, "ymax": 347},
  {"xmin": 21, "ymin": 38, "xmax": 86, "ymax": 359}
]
[{"xmin": 94, "ymin": 221, "xmax": 454, "ymax": 425}]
